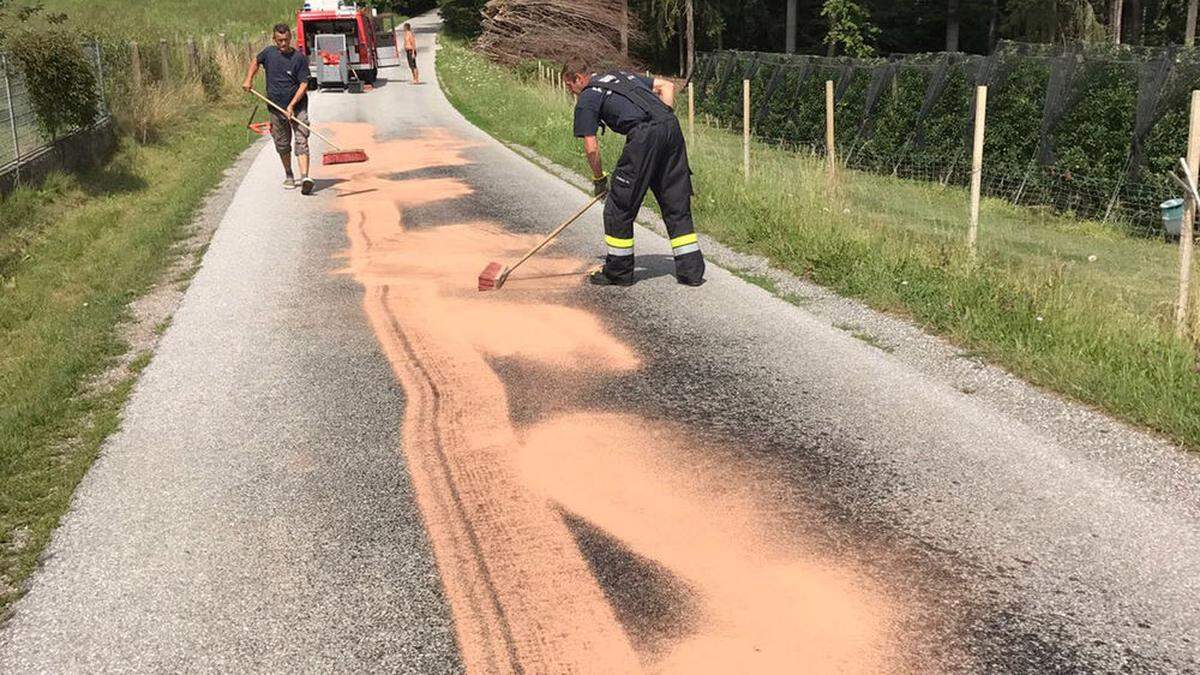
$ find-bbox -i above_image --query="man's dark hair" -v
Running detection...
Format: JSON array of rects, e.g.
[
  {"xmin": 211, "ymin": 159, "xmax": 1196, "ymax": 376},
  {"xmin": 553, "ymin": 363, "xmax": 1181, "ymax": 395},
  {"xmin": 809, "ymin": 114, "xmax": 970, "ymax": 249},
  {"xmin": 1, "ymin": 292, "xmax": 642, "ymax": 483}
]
[
  {"xmin": 562, "ymin": 57, "xmax": 591, "ymax": 79},
  {"xmin": 273, "ymin": 23, "xmax": 290, "ymax": 35}
]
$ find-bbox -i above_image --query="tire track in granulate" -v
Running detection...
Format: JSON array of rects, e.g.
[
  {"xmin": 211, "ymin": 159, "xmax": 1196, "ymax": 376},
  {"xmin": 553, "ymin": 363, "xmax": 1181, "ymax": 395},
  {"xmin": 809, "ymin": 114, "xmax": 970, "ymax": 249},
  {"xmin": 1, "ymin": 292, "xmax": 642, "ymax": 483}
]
[
  {"xmin": 379, "ymin": 285, "xmax": 522, "ymax": 673},
  {"xmin": 323, "ymin": 122, "xmax": 910, "ymax": 674},
  {"xmin": 328, "ymin": 124, "xmax": 642, "ymax": 673}
]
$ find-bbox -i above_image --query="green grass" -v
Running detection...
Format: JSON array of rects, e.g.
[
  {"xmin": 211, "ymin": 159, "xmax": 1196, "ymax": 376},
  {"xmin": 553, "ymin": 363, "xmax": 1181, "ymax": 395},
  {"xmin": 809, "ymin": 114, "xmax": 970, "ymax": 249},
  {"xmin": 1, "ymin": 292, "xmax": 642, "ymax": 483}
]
[
  {"xmin": 833, "ymin": 322, "xmax": 895, "ymax": 353},
  {"xmin": 0, "ymin": 100, "xmax": 256, "ymax": 614},
  {"xmin": 41, "ymin": 0, "xmax": 300, "ymax": 38},
  {"xmin": 438, "ymin": 37, "xmax": 1200, "ymax": 450}
]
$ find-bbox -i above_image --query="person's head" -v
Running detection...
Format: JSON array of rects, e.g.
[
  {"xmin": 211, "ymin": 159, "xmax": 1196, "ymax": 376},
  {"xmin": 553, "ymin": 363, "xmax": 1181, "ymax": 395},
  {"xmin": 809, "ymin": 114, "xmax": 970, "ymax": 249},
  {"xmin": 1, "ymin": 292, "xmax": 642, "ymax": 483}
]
[
  {"xmin": 272, "ymin": 23, "xmax": 292, "ymax": 52},
  {"xmin": 404, "ymin": 23, "xmax": 412, "ymax": 32},
  {"xmin": 561, "ymin": 57, "xmax": 592, "ymax": 96}
]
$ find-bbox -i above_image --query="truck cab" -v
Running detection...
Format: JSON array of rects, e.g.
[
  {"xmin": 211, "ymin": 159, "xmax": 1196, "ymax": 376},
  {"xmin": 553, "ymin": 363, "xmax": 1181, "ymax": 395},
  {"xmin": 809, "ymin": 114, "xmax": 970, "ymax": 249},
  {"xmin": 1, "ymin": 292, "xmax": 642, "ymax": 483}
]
[{"xmin": 296, "ymin": 1, "xmax": 397, "ymax": 86}]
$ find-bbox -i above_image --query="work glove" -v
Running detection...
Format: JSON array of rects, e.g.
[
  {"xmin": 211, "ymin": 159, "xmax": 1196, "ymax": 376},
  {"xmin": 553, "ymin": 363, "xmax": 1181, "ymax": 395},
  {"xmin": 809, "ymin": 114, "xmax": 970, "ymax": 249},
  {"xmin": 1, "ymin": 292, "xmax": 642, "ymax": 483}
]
[{"xmin": 593, "ymin": 172, "xmax": 610, "ymax": 197}]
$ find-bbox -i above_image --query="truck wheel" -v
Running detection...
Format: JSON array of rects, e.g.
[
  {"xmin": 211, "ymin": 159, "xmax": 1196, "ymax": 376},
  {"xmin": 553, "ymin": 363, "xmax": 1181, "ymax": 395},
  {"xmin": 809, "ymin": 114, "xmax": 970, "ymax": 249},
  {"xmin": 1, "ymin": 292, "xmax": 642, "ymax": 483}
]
[{"xmin": 361, "ymin": 69, "xmax": 378, "ymax": 85}]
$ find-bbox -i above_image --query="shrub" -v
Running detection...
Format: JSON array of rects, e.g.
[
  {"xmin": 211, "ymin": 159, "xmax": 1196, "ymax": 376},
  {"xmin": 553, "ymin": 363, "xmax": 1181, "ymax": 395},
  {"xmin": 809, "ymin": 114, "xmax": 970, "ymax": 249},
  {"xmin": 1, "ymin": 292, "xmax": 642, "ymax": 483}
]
[
  {"xmin": 6, "ymin": 28, "xmax": 102, "ymax": 140},
  {"xmin": 695, "ymin": 43, "xmax": 1197, "ymax": 230},
  {"xmin": 439, "ymin": 0, "xmax": 487, "ymax": 37}
]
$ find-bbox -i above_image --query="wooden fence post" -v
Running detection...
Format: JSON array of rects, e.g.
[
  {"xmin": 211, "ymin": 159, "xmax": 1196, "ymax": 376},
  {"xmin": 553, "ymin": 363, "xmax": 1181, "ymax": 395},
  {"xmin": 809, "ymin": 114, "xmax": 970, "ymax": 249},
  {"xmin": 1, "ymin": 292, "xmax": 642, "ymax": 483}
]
[
  {"xmin": 743, "ymin": 79, "xmax": 750, "ymax": 181},
  {"xmin": 1176, "ymin": 90, "xmax": 1200, "ymax": 337},
  {"xmin": 159, "ymin": 38, "xmax": 170, "ymax": 81},
  {"xmin": 968, "ymin": 85, "xmax": 988, "ymax": 257},
  {"xmin": 186, "ymin": 37, "xmax": 198, "ymax": 78},
  {"xmin": 688, "ymin": 81, "xmax": 695, "ymax": 146},
  {"xmin": 130, "ymin": 41, "xmax": 142, "ymax": 90},
  {"xmin": 825, "ymin": 80, "xmax": 837, "ymax": 189}
]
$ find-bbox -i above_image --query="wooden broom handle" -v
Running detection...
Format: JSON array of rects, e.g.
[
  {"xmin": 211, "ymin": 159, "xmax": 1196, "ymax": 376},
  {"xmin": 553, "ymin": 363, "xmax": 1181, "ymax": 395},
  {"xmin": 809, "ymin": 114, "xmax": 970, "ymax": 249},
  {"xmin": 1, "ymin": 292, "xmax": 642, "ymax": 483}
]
[
  {"xmin": 508, "ymin": 193, "xmax": 606, "ymax": 275},
  {"xmin": 248, "ymin": 89, "xmax": 344, "ymax": 151}
]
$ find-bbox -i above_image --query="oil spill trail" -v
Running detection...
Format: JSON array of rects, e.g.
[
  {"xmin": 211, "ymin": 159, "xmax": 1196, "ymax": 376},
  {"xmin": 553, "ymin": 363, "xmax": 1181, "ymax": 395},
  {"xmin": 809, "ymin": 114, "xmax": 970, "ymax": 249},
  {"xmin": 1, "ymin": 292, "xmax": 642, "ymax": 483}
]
[{"xmin": 322, "ymin": 122, "xmax": 909, "ymax": 674}]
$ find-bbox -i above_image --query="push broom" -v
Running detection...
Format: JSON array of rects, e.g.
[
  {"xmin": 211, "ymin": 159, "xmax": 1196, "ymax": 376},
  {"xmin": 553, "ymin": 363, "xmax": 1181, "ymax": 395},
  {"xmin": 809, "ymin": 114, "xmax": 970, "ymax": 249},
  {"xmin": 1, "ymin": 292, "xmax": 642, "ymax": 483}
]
[
  {"xmin": 478, "ymin": 193, "xmax": 606, "ymax": 292},
  {"xmin": 248, "ymin": 90, "xmax": 368, "ymax": 165}
]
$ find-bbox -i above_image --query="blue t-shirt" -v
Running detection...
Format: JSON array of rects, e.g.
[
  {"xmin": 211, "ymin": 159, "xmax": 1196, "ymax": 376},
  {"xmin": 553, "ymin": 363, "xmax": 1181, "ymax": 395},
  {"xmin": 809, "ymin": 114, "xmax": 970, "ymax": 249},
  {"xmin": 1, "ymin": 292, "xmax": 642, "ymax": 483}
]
[
  {"xmin": 573, "ymin": 72, "xmax": 655, "ymax": 137},
  {"xmin": 257, "ymin": 46, "xmax": 310, "ymax": 111}
]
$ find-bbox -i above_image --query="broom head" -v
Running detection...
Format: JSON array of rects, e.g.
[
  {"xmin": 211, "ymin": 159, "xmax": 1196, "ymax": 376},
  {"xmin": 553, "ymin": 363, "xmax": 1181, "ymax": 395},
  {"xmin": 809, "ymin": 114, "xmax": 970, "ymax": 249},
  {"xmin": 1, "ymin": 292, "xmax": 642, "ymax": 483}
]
[
  {"xmin": 478, "ymin": 262, "xmax": 509, "ymax": 292},
  {"xmin": 323, "ymin": 149, "xmax": 368, "ymax": 165}
]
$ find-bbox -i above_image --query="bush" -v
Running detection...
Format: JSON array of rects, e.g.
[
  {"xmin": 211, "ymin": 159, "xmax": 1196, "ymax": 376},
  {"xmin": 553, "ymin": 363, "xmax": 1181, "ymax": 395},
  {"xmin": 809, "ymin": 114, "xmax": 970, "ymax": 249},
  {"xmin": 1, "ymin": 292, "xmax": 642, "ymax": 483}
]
[
  {"xmin": 696, "ymin": 43, "xmax": 1199, "ymax": 230},
  {"xmin": 6, "ymin": 28, "xmax": 102, "ymax": 140},
  {"xmin": 439, "ymin": 0, "xmax": 487, "ymax": 37},
  {"xmin": 396, "ymin": 0, "xmax": 440, "ymax": 14}
]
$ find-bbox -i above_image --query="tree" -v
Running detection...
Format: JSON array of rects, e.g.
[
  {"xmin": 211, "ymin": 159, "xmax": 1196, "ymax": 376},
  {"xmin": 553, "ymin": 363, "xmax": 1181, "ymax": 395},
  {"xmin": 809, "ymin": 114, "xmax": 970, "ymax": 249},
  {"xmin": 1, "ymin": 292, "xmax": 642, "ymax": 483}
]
[
  {"xmin": 987, "ymin": 0, "xmax": 1000, "ymax": 50},
  {"xmin": 946, "ymin": 0, "xmax": 961, "ymax": 51},
  {"xmin": 1189, "ymin": 0, "xmax": 1198, "ymax": 46},
  {"xmin": 638, "ymin": 0, "xmax": 721, "ymax": 73},
  {"xmin": 1110, "ymin": 0, "xmax": 1125, "ymax": 42},
  {"xmin": 686, "ymin": 0, "xmax": 694, "ymax": 77},
  {"xmin": 621, "ymin": 0, "xmax": 629, "ymax": 56},
  {"xmin": 821, "ymin": 0, "xmax": 879, "ymax": 57},
  {"xmin": 786, "ymin": 0, "xmax": 798, "ymax": 53},
  {"xmin": 1125, "ymin": 0, "xmax": 1144, "ymax": 44},
  {"xmin": 439, "ymin": 0, "xmax": 488, "ymax": 37},
  {"xmin": 1004, "ymin": 0, "xmax": 1107, "ymax": 43}
]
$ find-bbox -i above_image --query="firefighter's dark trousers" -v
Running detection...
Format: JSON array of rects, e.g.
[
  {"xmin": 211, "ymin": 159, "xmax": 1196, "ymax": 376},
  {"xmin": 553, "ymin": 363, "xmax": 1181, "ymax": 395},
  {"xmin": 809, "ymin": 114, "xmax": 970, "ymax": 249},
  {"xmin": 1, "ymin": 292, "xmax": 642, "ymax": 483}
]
[{"xmin": 602, "ymin": 116, "xmax": 705, "ymax": 285}]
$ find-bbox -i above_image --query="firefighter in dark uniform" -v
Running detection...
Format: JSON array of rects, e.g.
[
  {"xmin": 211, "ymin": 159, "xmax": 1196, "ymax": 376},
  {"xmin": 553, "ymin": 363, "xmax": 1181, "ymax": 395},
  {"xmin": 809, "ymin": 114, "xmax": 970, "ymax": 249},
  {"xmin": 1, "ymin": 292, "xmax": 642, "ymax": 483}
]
[{"xmin": 562, "ymin": 58, "xmax": 705, "ymax": 287}]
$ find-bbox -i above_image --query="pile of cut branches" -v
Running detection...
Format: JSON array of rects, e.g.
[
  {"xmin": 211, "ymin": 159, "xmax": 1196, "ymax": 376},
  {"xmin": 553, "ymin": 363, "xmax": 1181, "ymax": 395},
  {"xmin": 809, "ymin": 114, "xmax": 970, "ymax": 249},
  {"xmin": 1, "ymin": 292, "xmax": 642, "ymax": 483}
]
[{"xmin": 477, "ymin": 0, "xmax": 639, "ymax": 69}]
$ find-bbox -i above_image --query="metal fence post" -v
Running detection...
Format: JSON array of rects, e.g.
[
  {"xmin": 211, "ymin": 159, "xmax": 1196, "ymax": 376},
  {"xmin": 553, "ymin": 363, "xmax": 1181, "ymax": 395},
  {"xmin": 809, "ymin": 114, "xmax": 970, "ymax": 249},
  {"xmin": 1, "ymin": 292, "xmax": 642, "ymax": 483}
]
[
  {"xmin": 3, "ymin": 55, "xmax": 21, "ymax": 187},
  {"xmin": 93, "ymin": 40, "xmax": 107, "ymax": 116}
]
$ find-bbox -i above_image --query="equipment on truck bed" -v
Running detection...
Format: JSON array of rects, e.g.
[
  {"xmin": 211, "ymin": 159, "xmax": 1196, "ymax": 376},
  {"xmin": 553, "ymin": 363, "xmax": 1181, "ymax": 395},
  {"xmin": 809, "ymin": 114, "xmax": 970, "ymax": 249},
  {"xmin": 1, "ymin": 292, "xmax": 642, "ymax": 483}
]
[
  {"xmin": 314, "ymin": 34, "xmax": 351, "ymax": 89},
  {"xmin": 296, "ymin": 2, "xmax": 398, "ymax": 88}
]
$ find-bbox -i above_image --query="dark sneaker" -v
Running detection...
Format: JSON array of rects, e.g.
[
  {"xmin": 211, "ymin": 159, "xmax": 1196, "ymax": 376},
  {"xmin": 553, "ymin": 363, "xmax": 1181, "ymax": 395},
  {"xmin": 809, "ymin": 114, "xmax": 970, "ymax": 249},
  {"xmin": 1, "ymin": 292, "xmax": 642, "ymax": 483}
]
[
  {"xmin": 588, "ymin": 270, "xmax": 634, "ymax": 287},
  {"xmin": 283, "ymin": 176, "xmax": 297, "ymax": 190},
  {"xmin": 677, "ymin": 276, "xmax": 706, "ymax": 287},
  {"xmin": 301, "ymin": 177, "xmax": 314, "ymax": 195}
]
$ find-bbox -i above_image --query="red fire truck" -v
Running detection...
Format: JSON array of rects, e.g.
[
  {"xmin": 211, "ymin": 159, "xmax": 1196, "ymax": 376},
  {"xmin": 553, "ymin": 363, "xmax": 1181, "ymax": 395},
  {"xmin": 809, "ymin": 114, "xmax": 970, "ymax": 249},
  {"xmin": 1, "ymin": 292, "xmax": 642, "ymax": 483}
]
[{"xmin": 296, "ymin": 2, "xmax": 400, "ymax": 86}]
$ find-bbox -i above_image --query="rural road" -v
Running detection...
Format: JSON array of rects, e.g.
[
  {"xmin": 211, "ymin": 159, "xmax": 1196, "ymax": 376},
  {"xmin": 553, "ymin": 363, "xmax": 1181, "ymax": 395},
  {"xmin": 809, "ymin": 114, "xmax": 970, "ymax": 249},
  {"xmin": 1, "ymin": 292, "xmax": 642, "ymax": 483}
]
[{"xmin": 4, "ymin": 12, "xmax": 1200, "ymax": 674}]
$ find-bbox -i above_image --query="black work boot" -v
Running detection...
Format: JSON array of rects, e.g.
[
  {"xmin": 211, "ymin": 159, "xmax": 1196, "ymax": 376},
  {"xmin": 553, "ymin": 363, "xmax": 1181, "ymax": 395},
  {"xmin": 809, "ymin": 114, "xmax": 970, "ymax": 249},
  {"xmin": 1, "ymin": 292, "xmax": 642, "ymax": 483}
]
[
  {"xmin": 674, "ymin": 252, "xmax": 706, "ymax": 287},
  {"xmin": 588, "ymin": 269, "xmax": 635, "ymax": 287}
]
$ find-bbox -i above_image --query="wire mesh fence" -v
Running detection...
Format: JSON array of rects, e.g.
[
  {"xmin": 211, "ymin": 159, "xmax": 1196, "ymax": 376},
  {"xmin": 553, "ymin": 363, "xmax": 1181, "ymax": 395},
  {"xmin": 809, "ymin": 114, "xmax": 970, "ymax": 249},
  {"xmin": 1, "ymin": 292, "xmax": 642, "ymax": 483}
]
[
  {"xmin": 0, "ymin": 41, "xmax": 110, "ymax": 185},
  {"xmin": 0, "ymin": 31, "xmax": 279, "ymax": 191},
  {"xmin": 694, "ymin": 42, "xmax": 1200, "ymax": 236}
]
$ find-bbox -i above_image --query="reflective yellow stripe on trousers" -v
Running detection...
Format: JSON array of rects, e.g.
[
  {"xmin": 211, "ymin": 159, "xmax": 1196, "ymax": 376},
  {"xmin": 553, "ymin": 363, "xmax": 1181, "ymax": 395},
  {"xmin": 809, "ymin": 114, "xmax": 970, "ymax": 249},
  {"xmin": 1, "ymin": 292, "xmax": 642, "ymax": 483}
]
[
  {"xmin": 670, "ymin": 233, "xmax": 700, "ymax": 256},
  {"xmin": 606, "ymin": 235, "xmax": 635, "ymax": 257}
]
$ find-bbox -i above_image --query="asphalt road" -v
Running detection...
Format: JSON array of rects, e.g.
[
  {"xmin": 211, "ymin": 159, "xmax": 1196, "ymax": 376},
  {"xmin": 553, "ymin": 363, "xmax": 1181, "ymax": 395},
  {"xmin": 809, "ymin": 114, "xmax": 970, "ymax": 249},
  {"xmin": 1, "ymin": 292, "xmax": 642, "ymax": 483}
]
[{"xmin": 3, "ymin": 12, "xmax": 1200, "ymax": 674}]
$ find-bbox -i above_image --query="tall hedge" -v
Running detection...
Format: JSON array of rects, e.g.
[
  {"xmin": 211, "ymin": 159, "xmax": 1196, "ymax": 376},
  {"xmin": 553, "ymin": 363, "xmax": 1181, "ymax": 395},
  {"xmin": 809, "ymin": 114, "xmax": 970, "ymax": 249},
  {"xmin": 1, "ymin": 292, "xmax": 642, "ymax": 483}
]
[{"xmin": 694, "ymin": 41, "xmax": 1200, "ymax": 231}]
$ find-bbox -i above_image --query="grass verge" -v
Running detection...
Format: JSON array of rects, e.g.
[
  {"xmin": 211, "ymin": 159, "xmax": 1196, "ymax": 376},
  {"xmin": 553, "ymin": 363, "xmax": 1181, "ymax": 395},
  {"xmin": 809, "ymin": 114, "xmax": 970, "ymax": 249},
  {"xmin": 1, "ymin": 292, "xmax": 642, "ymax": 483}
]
[
  {"xmin": 0, "ymin": 100, "xmax": 256, "ymax": 615},
  {"xmin": 437, "ymin": 37, "xmax": 1200, "ymax": 450},
  {"xmin": 42, "ymin": 0, "xmax": 300, "ymax": 37}
]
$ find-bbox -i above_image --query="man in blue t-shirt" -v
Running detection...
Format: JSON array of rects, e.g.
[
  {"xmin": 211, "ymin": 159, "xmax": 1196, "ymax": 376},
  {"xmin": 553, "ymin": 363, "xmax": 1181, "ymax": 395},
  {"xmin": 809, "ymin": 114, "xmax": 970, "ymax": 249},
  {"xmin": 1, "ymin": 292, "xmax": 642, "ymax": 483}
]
[
  {"xmin": 243, "ymin": 23, "xmax": 314, "ymax": 195},
  {"xmin": 563, "ymin": 57, "xmax": 705, "ymax": 287}
]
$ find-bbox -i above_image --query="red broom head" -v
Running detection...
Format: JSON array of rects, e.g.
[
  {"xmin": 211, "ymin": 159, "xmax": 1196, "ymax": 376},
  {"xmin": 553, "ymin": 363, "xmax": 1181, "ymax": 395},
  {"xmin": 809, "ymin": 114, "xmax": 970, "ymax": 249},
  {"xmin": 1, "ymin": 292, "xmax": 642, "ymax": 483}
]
[
  {"xmin": 322, "ymin": 149, "xmax": 369, "ymax": 165},
  {"xmin": 478, "ymin": 262, "xmax": 506, "ymax": 292}
]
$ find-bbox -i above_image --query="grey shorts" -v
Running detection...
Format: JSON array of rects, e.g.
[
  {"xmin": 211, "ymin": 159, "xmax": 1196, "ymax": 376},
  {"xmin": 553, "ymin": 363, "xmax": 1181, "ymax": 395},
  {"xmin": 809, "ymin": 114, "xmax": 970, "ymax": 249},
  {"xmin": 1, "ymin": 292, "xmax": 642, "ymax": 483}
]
[{"xmin": 270, "ymin": 107, "xmax": 310, "ymax": 157}]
